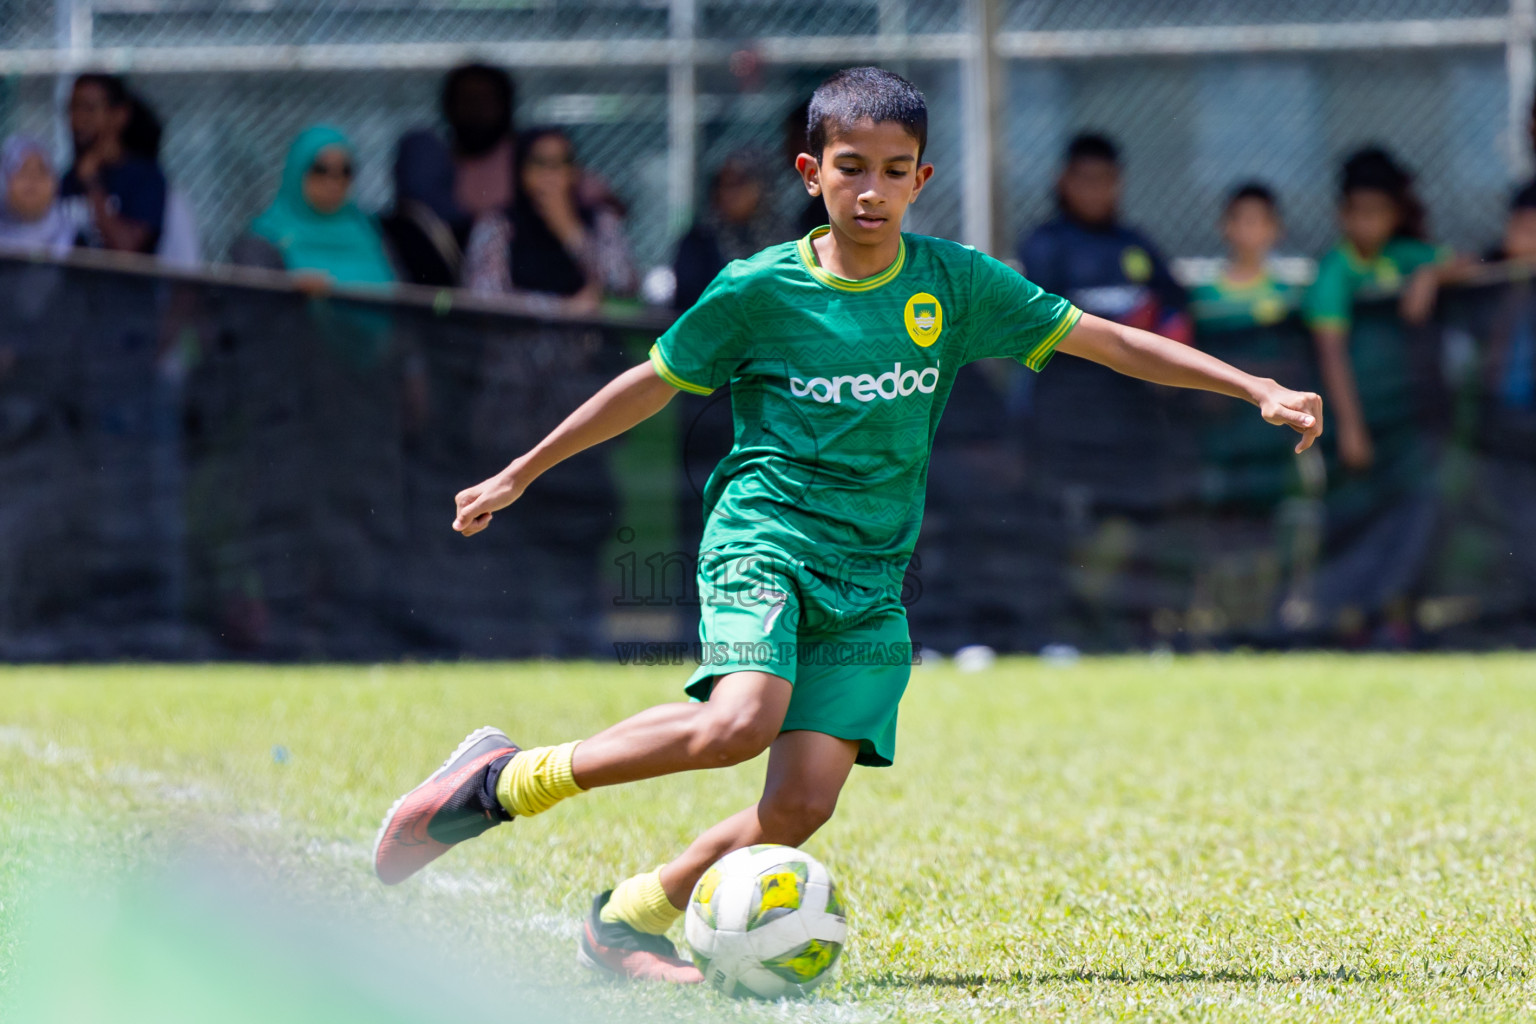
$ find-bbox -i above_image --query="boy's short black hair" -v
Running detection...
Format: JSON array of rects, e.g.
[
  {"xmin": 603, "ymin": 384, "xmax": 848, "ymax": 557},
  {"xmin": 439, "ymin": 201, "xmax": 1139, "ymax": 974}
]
[
  {"xmin": 73, "ymin": 72, "xmax": 130, "ymax": 107},
  {"xmin": 1340, "ymin": 146, "xmax": 1410, "ymax": 198},
  {"xmin": 806, "ymin": 67, "xmax": 927, "ymax": 159},
  {"xmin": 441, "ymin": 62, "xmax": 516, "ymax": 123},
  {"xmin": 1340, "ymin": 145, "xmax": 1426, "ymax": 240},
  {"xmin": 1226, "ymin": 181, "xmax": 1279, "ymax": 215},
  {"xmin": 1065, "ymin": 132, "xmax": 1120, "ymax": 166},
  {"xmin": 1512, "ymin": 181, "xmax": 1536, "ymax": 212}
]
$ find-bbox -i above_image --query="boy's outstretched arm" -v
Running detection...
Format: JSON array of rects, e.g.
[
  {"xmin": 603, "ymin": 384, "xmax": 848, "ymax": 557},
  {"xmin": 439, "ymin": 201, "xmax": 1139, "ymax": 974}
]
[
  {"xmin": 453, "ymin": 361, "xmax": 679, "ymax": 536},
  {"xmin": 1055, "ymin": 312, "xmax": 1324, "ymax": 454}
]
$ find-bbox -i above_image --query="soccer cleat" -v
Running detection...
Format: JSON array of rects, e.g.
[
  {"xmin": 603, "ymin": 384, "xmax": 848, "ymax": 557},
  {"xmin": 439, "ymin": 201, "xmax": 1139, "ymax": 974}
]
[
  {"xmin": 373, "ymin": 726, "xmax": 517, "ymax": 885},
  {"xmin": 577, "ymin": 890, "xmax": 703, "ymax": 984}
]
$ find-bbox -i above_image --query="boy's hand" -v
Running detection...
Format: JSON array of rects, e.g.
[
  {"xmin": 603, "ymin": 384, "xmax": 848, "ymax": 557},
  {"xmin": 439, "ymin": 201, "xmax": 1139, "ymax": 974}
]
[
  {"xmin": 453, "ymin": 469, "xmax": 526, "ymax": 537},
  {"xmin": 1400, "ymin": 267, "xmax": 1440, "ymax": 326},
  {"xmin": 1256, "ymin": 382, "xmax": 1324, "ymax": 454},
  {"xmin": 1338, "ymin": 421, "xmax": 1375, "ymax": 471}
]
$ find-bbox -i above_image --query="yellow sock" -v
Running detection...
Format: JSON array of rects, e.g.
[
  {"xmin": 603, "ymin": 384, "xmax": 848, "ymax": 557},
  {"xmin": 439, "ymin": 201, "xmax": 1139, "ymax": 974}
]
[
  {"xmin": 599, "ymin": 867, "xmax": 681, "ymax": 935},
  {"xmin": 495, "ymin": 741, "xmax": 583, "ymax": 817}
]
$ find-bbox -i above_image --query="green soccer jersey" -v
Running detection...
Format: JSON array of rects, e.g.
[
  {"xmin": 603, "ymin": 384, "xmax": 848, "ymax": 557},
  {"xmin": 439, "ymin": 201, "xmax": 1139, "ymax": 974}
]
[
  {"xmin": 651, "ymin": 226, "xmax": 1082, "ymax": 589},
  {"xmin": 1302, "ymin": 238, "xmax": 1449, "ymax": 330},
  {"xmin": 1190, "ymin": 267, "xmax": 1299, "ymax": 333}
]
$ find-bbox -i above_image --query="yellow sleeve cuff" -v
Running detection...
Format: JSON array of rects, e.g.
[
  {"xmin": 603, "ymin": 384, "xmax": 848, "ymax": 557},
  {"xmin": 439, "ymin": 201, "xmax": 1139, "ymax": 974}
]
[
  {"xmin": 649, "ymin": 344, "xmax": 714, "ymax": 395},
  {"xmin": 1022, "ymin": 305, "xmax": 1083, "ymax": 371}
]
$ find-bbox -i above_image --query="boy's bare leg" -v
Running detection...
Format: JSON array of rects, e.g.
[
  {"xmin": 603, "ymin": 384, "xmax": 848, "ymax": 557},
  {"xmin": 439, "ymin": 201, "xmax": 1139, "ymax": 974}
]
[
  {"xmin": 570, "ymin": 671, "xmax": 793, "ymax": 788},
  {"xmin": 578, "ymin": 728, "xmax": 859, "ymax": 981},
  {"xmin": 375, "ymin": 670, "xmax": 791, "ymax": 885},
  {"xmin": 657, "ymin": 729, "xmax": 859, "ymax": 905}
]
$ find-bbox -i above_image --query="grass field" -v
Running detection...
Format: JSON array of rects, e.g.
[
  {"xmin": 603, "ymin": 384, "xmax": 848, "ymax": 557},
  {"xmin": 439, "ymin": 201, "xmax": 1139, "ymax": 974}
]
[{"xmin": 2, "ymin": 655, "xmax": 1534, "ymax": 1022}]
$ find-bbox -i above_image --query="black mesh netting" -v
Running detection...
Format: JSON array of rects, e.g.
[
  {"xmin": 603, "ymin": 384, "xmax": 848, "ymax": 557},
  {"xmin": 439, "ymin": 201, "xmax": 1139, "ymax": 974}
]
[{"xmin": 0, "ymin": 256, "xmax": 1532, "ymax": 660}]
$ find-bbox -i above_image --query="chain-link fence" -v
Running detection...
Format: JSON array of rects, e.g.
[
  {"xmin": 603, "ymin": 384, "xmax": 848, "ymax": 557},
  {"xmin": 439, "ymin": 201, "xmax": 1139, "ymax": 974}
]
[{"xmin": 0, "ymin": 1, "xmax": 1531, "ymax": 272}]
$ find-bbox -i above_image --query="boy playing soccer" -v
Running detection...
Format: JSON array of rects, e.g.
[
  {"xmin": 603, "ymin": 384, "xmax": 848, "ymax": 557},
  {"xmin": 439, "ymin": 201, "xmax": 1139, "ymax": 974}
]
[{"xmin": 373, "ymin": 67, "xmax": 1323, "ymax": 982}]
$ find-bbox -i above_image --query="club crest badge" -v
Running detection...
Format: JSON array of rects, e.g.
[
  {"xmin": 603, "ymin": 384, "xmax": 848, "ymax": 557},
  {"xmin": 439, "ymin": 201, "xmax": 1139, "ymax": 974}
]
[{"xmin": 904, "ymin": 292, "xmax": 943, "ymax": 347}]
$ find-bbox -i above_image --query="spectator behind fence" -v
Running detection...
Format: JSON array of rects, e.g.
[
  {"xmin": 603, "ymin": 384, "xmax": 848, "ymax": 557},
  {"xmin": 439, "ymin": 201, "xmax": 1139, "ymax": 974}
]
[
  {"xmin": 61, "ymin": 74, "xmax": 167, "ymax": 254},
  {"xmin": 1016, "ymin": 132, "xmax": 1192, "ymax": 517},
  {"xmin": 380, "ymin": 130, "xmax": 469, "ymax": 287},
  {"xmin": 1301, "ymin": 147, "xmax": 1471, "ymax": 642},
  {"xmin": 1303, "ymin": 147, "xmax": 1457, "ymax": 473},
  {"xmin": 464, "ymin": 126, "xmax": 636, "ymax": 312},
  {"xmin": 233, "ymin": 125, "xmax": 395, "ymax": 291},
  {"xmin": 1478, "ymin": 184, "xmax": 1536, "ymax": 449},
  {"xmin": 0, "ymin": 137, "xmax": 78, "ymax": 257},
  {"xmin": 1020, "ymin": 133, "xmax": 1191, "ymax": 342},
  {"xmin": 1190, "ymin": 184, "xmax": 1298, "ymax": 333},
  {"xmin": 443, "ymin": 62, "xmax": 517, "ymax": 219},
  {"xmin": 1475, "ymin": 185, "xmax": 1536, "ymax": 618},
  {"xmin": 672, "ymin": 152, "xmax": 779, "ymax": 310},
  {"xmin": 1488, "ymin": 180, "xmax": 1536, "ymax": 262},
  {"xmin": 1189, "ymin": 183, "xmax": 1311, "ymax": 512},
  {"xmin": 120, "ymin": 92, "xmax": 201, "ymax": 268}
]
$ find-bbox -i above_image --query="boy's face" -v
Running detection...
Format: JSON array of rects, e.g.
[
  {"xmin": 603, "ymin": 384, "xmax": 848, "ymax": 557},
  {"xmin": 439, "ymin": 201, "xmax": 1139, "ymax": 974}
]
[
  {"xmin": 1223, "ymin": 197, "xmax": 1280, "ymax": 259},
  {"xmin": 1340, "ymin": 189, "xmax": 1398, "ymax": 255},
  {"xmin": 1505, "ymin": 208, "xmax": 1536, "ymax": 261},
  {"xmin": 1058, "ymin": 157, "xmax": 1119, "ymax": 225},
  {"xmin": 797, "ymin": 118, "xmax": 932, "ymax": 247},
  {"xmin": 69, "ymin": 81, "xmax": 126, "ymax": 154}
]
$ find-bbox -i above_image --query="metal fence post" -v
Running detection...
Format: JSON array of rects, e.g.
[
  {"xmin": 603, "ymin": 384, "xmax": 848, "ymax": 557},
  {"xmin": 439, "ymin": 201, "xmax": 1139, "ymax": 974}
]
[
  {"xmin": 1510, "ymin": 0, "xmax": 1535, "ymax": 181},
  {"xmin": 52, "ymin": 0, "xmax": 92, "ymax": 156},
  {"xmin": 961, "ymin": 0, "xmax": 1001, "ymax": 255},
  {"xmin": 668, "ymin": 0, "xmax": 698, "ymax": 242}
]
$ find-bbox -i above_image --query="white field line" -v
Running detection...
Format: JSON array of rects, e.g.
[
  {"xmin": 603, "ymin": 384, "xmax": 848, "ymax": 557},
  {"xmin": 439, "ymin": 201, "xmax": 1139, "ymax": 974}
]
[
  {"xmin": 1, "ymin": 722, "xmax": 881, "ymax": 1019},
  {"xmin": 0, "ymin": 722, "xmax": 572, "ymax": 942}
]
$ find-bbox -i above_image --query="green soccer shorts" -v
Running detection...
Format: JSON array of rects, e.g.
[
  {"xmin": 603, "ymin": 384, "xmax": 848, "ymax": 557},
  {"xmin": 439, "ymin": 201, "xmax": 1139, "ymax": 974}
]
[{"xmin": 682, "ymin": 550, "xmax": 914, "ymax": 767}]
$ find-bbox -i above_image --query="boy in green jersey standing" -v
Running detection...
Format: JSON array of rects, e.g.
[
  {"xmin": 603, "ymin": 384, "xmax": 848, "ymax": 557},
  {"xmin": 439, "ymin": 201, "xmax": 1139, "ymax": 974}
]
[
  {"xmin": 1190, "ymin": 183, "xmax": 1298, "ymax": 334},
  {"xmin": 374, "ymin": 67, "xmax": 1323, "ymax": 981}
]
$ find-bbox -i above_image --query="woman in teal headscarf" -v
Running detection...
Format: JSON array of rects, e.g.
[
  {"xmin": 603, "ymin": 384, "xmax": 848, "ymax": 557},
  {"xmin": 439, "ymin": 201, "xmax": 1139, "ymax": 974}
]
[{"xmin": 245, "ymin": 125, "xmax": 395, "ymax": 287}]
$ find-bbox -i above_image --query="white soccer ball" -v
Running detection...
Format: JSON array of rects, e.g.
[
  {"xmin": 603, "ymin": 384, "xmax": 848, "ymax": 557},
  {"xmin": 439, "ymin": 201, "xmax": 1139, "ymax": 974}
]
[{"xmin": 684, "ymin": 844, "xmax": 847, "ymax": 999}]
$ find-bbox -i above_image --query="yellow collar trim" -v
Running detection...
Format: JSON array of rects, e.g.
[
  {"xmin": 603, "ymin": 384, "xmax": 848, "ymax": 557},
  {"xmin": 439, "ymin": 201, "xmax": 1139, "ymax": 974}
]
[
  {"xmin": 1341, "ymin": 241, "xmax": 1388, "ymax": 274},
  {"xmin": 797, "ymin": 226, "xmax": 906, "ymax": 292},
  {"xmin": 1217, "ymin": 267, "xmax": 1275, "ymax": 293}
]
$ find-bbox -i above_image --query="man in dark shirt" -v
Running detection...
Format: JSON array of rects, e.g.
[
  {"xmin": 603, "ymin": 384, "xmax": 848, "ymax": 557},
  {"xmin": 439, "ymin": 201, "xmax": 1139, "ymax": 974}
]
[
  {"xmin": 1016, "ymin": 134, "xmax": 1193, "ymax": 509},
  {"xmin": 1019, "ymin": 133, "xmax": 1189, "ymax": 341},
  {"xmin": 60, "ymin": 73, "xmax": 167, "ymax": 254}
]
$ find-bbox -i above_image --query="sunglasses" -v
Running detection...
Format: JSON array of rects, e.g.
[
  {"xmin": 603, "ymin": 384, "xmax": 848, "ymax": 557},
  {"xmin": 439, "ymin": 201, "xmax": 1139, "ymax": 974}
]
[
  {"xmin": 526, "ymin": 155, "xmax": 575, "ymax": 171},
  {"xmin": 307, "ymin": 161, "xmax": 354, "ymax": 180}
]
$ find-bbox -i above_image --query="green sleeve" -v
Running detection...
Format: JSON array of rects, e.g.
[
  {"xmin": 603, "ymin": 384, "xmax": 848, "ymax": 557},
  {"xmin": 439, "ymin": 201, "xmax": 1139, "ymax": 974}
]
[
  {"xmin": 1391, "ymin": 238, "xmax": 1451, "ymax": 275},
  {"xmin": 1188, "ymin": 281, "xmax": 1220, "ymax": 325},
  {"xmin": 1303, "ymin": 249, "xmax": 1354, "ymax": 331},
  {"xmin": 965, "ymin": 249, "xmax": 1082, "ymax": 371},
  {"xmin": 650, "ymin": 267, "xmax": 748, "ymax": 395}
]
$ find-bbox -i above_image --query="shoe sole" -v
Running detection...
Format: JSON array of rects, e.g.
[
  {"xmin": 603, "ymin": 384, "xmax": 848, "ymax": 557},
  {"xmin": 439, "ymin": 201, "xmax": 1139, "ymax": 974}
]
[
  {"xmin": 576, "ymin": 941, "xmax": 605, "ymax": 975},
  {"xmin": 371, "ymin": 725, "xmax": 507, "ymax": 880},
  {"xmin": 576, "ymin": 921, "xmax": 702, "ymax": 984},
  {"xmin": 577, "ymin": 921, "xmax": 615, "ymax": 977}
]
